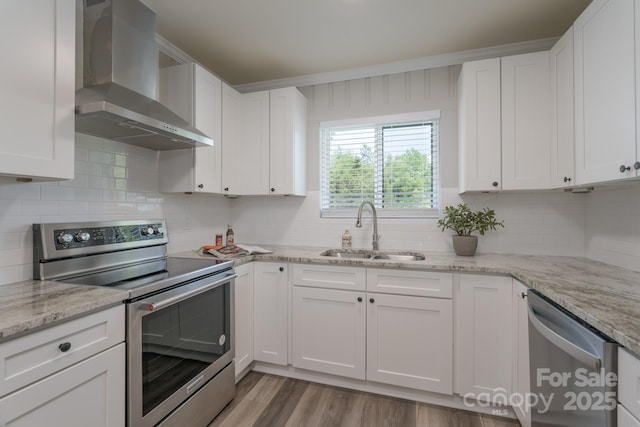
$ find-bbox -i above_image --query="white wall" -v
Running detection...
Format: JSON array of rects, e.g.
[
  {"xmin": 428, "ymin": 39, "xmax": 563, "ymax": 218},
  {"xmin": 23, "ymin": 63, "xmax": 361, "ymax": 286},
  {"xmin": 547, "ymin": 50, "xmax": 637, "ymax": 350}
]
[
  {"xmin": 231, "ymin": 66, "xmax": 587, "ymax": 256},
  {"xmin": 585, "ymin": 185, "xmax": 640, "ymax": 272},
  {"xmin": 0, "ymin": 133, "xmax": 231, "ymax": 286}
]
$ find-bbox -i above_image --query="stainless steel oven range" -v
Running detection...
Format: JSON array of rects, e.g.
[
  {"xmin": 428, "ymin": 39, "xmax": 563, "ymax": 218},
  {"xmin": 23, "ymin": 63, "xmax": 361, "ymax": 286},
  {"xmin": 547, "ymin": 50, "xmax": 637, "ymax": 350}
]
[{"xmin": 33, "ymin": 219, "xmax": 236, "ymax": 427}]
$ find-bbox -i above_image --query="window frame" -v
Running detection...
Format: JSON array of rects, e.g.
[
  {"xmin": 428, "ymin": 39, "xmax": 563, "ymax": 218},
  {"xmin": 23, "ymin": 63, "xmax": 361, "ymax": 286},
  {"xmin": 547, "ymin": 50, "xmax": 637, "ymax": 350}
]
[{"xmin": 319, "ymin": 110, "xmax": 441, "ymax": 219}]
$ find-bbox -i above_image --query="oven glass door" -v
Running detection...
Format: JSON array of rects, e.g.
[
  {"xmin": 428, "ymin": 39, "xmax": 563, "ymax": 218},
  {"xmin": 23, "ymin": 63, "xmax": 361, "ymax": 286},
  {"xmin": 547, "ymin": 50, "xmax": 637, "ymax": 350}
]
[
  {"xmin": 128, "ymin": 271, "xmax": 235, "ymax": 427},
  {"xmin": 142, "ymin": 283, "xmax": 230, "ymax": 416}
]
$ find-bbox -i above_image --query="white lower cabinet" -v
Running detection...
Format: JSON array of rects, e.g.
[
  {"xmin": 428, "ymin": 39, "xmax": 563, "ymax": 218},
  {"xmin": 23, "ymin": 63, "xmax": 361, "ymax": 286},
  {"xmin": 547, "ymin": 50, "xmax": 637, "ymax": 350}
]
[
  {"xmin": 234, "ymin": 262, "xmax": 255, "ymax": 378},
  {"xmin": 253, "ymin": 262, "xmax": 288, "ymax": 365},
  {"xmin": 0, "ymin": 305, "xmax": 125, "ymax": 427},
  {"xmin": 291, "ymin": 264, "xmax": 453, "ymax": 394},
  {"xmin": 0, "ymin": 343, "xmax": 125, "ymax": 427},
  {"xmin": 457, "ymin": 274, "xmax": 513, "ymax": 402},
  {"xmin": 366, "ymin": 292, "xmax": 452, "ymax": 394},
  {"xmin": 619, "ymin": 348, "xmax": 640, "ymax": 422},
  {"xmin": 292, "ymin": 286, "xmax": 366, "ymax": 379},
  {"xmin": 512, "ymin": 280, "xmax": 530, "ymax": 427}
]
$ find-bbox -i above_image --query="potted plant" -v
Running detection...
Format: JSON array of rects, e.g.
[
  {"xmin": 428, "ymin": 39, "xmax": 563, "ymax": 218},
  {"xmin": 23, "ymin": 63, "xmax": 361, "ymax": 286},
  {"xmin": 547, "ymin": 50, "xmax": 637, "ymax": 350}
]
[{"xmin": 436, "ymin": 203, "xmax": 504, "ymax": 256}]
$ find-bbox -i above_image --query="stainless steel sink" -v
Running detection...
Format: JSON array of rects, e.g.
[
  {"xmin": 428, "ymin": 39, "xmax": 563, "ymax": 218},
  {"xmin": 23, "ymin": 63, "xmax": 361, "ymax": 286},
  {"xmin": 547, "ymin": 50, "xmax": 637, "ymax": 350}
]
[
  {"xmin": 319, "ymin": 249, "xmax": 425, "ymax": 261},
  {"xmin": 319, "ymin": 249, "xmax": 374, "ymax": 259},
  {"xmin": 371, "ymin": 252, "xmax": 426, "ymax": 261}
]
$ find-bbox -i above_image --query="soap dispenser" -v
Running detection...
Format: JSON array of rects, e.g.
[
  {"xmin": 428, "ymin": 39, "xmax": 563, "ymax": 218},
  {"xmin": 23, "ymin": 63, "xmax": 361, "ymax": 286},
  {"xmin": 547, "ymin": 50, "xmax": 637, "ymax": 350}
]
[{"xmin": 342, "ymin": 229, "xmax": 352, "ymax": 249}]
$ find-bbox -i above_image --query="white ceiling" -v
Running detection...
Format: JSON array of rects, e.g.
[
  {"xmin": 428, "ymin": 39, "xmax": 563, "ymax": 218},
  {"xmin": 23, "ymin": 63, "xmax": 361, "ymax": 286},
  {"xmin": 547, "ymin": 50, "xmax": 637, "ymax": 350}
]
[{"xmin": 143, "ymin": 0, "xmax": 591, "ymax": 87}]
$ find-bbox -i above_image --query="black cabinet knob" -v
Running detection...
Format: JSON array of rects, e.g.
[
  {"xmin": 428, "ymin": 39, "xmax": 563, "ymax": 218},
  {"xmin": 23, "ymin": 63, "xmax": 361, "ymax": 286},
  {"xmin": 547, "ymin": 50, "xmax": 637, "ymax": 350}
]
[
  {"xmin": 369, "ymin": 298, "xmax": 375, "ymax": 303},
  {"xmin": 197, "ymin": 184, "xmax": 204, "ymax": 189},
  {"xmin": 635, "ymin": 162, "xmax": 640, "ymax": 170},
  {"xmin": 357, "ymin": 297, "xmax": 363, "ymax": 302},
  {"xmin": 279, "ymin": 266, "xmax": 284, "ymax": 272},
  {"xmin": 620, "ymin": 165, "xmax": 631, "ymax": 173},
  {"xmin": 521, "ymin": 292, "xmax": 527, "ymax": 299},
  {"xmin": 563, "ymin": 177, "xmax": 572, "ymax": 183},
  {"xmin": 59, "ymin": 342, "xmax": 71, "ymax": 352},
  {"xmin": 492, "ymin": 181, "xmax": 499, "ymax": 187},
  {"xmin": 224, "ymin": 187, "xmax": 229, "ymax": 192},
  {"xmin": 271, "ymin": 188, "xmax": 275, "ymax": 192}
]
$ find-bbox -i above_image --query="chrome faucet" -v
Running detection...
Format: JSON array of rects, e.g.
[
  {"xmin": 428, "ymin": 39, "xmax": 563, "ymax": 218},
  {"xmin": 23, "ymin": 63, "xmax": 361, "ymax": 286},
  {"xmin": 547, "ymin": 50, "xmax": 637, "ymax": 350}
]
[{"xmin": 355, "ymin": 201, "xmax": 380, "ymax": 251}]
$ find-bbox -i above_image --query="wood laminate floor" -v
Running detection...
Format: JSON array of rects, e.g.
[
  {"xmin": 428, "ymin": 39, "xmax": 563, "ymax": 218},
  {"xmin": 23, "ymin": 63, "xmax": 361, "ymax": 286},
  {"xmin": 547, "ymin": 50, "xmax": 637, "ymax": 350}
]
[{"xmin": 209, "ymin": 372, "xmax": 521, "ymax": 427}]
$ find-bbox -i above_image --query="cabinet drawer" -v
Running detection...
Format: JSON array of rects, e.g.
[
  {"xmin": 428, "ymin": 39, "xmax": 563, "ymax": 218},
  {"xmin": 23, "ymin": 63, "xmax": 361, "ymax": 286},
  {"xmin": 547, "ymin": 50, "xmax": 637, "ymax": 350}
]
[
  {"xmin": 0, "ymin": 305, "xmax": 124, "ymax": 397},
  {"xmin": 619, "ymin": 348, "xmax": 640, "ymax": 420},
  {"xmin": 367, "ymin": 269, "xmax": 452, "ymax": 298},
  {"xmin": 291, "ymin": 263, "xmax": 366, "ymax": 291}
]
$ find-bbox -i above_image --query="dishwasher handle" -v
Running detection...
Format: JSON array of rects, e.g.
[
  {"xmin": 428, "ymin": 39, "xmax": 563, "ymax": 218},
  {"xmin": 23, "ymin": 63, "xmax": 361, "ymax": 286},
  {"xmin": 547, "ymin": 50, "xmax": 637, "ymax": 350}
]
[{"xmin": 528, "ymin": 304, "xmax": 601, "ymax": 372}]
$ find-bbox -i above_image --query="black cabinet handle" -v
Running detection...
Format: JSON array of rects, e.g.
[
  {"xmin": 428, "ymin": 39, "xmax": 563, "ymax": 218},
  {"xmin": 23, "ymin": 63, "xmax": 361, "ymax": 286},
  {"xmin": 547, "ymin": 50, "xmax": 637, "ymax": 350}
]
[
  {"xmin": 224, "ymin": 187, "xmax": 229, "ymax": 192},
  {"xmin": 620, "ymin": 165, "xmax": 631, "ymax": 173},
  {"xmin": 635, "ymin": 162, "xmax": 640, "ymax": 170},
  {"xmin": 279, "ymin": 266, "xmax": 284, "ymax": 272},
  {"xmin": 563, "ymin": 177, "xmax": 572, "ymax": 183},
  {"xmin": 357, "ymin": 297, "xmax": 363, "ymax": 302},
  {"xmin": 198, "ymin": 184, "xmax": 204, "ymax": 189},
  {"xmin": 492, "ymin": 181, "xmax": 499, "ymax": 187},
  {"xmin": 59, "ymin": 342, "xmax": 71, "ymax": 352},
  {"xmin": 271, "ymin": 188, "xmax": 275, "ymax": 192},
  {"xmin": 369, "ymin": 298, "xmax": 375, "ymax": 303},
  {"xmin": 521, "ymin": 292, "xmax": 527, "ymax": 299}
]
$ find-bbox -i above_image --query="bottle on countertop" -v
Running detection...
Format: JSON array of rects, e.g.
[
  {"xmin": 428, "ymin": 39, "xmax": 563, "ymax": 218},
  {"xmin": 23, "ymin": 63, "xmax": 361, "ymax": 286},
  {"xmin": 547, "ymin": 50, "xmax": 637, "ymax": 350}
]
[
  {"xmin": 342, "ymin": 229, "xmax": 352, "ymax": 249},
  {"xmin": 226, "ymin": 224, "xmax": 234, "ymax": 246},
  {"xmin": 215, "ymin": 234, "xmax": 223, "ymax": 246}
]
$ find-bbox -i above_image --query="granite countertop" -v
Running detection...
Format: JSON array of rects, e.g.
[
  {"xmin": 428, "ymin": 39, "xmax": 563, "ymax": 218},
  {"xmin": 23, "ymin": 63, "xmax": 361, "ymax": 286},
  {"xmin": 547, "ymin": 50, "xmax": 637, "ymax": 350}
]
[
  {"xmin": 175, "ymin": 245, "xmax": 640, "ymax": 356},
  {"xmin": 0, "ymin": 280, "xmax": 128, "ymax": 342}
]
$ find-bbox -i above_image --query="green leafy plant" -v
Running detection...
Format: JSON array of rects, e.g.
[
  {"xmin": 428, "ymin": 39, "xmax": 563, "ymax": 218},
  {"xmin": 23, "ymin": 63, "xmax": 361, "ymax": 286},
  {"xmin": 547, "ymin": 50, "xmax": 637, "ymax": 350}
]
[{"xmin": 437, "ymin": 203, "xmax": 504, "ymax": 236}]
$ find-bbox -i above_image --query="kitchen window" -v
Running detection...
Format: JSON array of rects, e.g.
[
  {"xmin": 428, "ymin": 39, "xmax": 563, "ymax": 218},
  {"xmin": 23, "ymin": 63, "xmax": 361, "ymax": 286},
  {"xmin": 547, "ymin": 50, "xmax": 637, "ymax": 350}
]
[{"xmin": 320, "ymin": 111, "xmax": 440, "ymax": 218}]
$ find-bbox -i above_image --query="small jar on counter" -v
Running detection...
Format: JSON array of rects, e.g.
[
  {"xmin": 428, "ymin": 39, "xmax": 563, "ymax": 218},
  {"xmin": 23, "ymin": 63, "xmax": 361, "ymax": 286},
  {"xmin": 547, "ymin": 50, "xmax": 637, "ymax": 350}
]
[{"xmin": 342, "ymin": 229, "xmax": 352, "ymax": 248}]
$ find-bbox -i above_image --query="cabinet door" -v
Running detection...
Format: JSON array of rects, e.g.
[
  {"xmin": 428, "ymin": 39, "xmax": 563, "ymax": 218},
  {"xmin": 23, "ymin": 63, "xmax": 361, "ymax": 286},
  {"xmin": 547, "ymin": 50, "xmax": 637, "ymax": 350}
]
[
  {"xmin": 159, "ymin": 63, "xmax": 221, "ymax": 193},
  {"xmin": 221, "ymin": 83, "xmax": 242, "ymax": 195},
  {"xmin": 458, "ymin": 58, "xmax": 502, "ymax": 192},
  {"xmin": 234, "ymin": 263, "xmax": 254, "ymax": 379},
  {"xmin": 0, "ymin": 343, "xmax": 125, "ymax": 427},
  {"xmin": 367, "ymin": 293, "xmax": 453, "ymax": 394},
  {"xmin": 233, "ymin": 91, "xmax": 270, "ymax": 195},
  {"xmin": 512, "ymin": 281, "xmax": 531, "ymax": 427},
  {"xmin": 574, "ymin": 0, "xmax": 636, "ymax": 184},
  {"xmin": 457, "ymin": 274, "xmax": 513, "ymax": 402},
  {"xmin": 253, "ymin": 262, "xmax": 288, "ymax": 365},
  {"xmin": 292, "ymin": 286, "xmax": 366, "ymax": 379},
  {"xmin": 0, "ymin": 0, "xmax": 75, "ymax": 181},
  {"xmin": 269, "ymin": 88, "xmax": 307, "ymax": 196},
  {"xmin": 501, "ymin": 52, "xmax": 550, "ymax": 190},
  {"xmin": 550, "ymin": 27, "xmax": 575, "ymax": 188}
]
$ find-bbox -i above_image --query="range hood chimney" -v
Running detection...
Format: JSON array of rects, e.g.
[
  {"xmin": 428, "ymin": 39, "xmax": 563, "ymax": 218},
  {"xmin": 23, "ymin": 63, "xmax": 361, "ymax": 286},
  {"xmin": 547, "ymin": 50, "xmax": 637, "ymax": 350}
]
[{"xmin": 75, "ymin": 0, "xmax": 212, "ymax": 150}]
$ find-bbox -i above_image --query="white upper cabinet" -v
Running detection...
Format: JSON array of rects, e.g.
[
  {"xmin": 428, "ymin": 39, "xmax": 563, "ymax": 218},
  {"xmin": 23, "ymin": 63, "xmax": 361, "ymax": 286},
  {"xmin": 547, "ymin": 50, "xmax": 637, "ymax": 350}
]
[
  {"xmin": 550, "ymin": 27, "xmax": 575, "ymax": 188},
  {"xmin": 459, "ymin": 52, "xmax": 552, "ymax": 193},
  {"xmin": 158, "ymin": 63, "xmax": 222, "ymax": 193},
  {"xmin": 222, "ymin": 88, "xmax": 307, "ymax": 196},
  {"xmin": 221, "ymin": 83, "xmax": 243, "ymax": 194},
  {"xmin": 0, "ymin": 0, "xmax": 75, "ymax": 181},
  {"xmin": 269, "ymin": 87, "xmax": 307, "ymax": 196},
  {"xmin": 574, "ymin": 0, "xmax": 637, "ymax": 184},
  {"xmin": 458, "ymin": 58, "xmax": 502, "ymax": 192},
  {"xmin": 501, "ymin": 51, "xmax": 550, "ymax": 190},
  {"xmin": 232, "ymin": 91, "xmax": 271, "ymax": 195}
]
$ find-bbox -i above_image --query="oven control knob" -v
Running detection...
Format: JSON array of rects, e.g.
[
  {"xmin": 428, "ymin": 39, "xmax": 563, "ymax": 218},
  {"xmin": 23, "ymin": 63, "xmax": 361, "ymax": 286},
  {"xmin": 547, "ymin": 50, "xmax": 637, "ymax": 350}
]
[
  {"xmin": 154, "ymin": 226, "xmax": 164, "ymax": 235},
  {"xmin": 57, "ymin": 233, "xmax": 73, "ymax": 244},
  {"xmin": 141, "ymin": 227, "xmax": 154, "ymax": 236},
  {"xmin": 74, "ymin": 232, "xmax": 90, "ymax": 242}
]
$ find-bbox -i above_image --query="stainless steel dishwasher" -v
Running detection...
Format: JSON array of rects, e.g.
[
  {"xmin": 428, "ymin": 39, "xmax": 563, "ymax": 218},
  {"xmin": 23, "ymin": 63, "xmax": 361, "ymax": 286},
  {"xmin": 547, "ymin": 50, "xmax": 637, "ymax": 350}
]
[{"xmin": 527, "ymin": 290, "xmax": 618, "ymax": 427}]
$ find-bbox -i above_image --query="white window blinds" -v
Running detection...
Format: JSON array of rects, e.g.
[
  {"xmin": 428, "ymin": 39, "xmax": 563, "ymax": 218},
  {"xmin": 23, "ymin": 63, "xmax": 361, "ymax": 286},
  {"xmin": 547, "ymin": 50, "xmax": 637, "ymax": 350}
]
[{"xmin": 320, "ymin": 111, "xmax": 440, "ymax": 218}]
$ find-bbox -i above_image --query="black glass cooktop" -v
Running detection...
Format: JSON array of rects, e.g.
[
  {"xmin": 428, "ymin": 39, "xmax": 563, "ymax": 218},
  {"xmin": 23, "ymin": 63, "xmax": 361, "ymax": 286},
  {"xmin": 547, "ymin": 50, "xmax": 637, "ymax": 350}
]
[{"xmin": 60, "ymin": 256, "xmax": 233, "ymax": 300}]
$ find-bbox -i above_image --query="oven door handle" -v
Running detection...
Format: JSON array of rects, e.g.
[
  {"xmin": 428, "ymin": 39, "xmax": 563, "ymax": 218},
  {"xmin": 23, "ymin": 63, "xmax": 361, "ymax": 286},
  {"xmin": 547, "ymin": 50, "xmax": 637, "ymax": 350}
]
[
  {"xmin": 135, "ymin": 272, "xmax": 237, "ymax": 312},
  {"xmin": 527, "ymin": 304, "xmax": 601, "ymax": 371}
]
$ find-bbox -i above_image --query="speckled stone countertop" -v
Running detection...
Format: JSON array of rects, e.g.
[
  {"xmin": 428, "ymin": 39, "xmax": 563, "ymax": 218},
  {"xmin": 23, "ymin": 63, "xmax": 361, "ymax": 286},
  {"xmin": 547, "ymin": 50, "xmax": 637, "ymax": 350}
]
[
  {"xmin": 174, "ymin": 245, "xmax": 640, "ymax": 355},
  {"xmin": 0, "ymin": 280, "xmax": 127, "ymax": 342}
]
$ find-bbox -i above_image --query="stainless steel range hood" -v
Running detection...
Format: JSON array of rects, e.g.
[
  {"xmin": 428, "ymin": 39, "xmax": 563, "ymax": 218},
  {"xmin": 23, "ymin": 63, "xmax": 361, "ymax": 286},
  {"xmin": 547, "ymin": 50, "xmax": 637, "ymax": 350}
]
[{"xmin": 75, "ymin": 0, "xmax": 212, "ymax": 150}]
